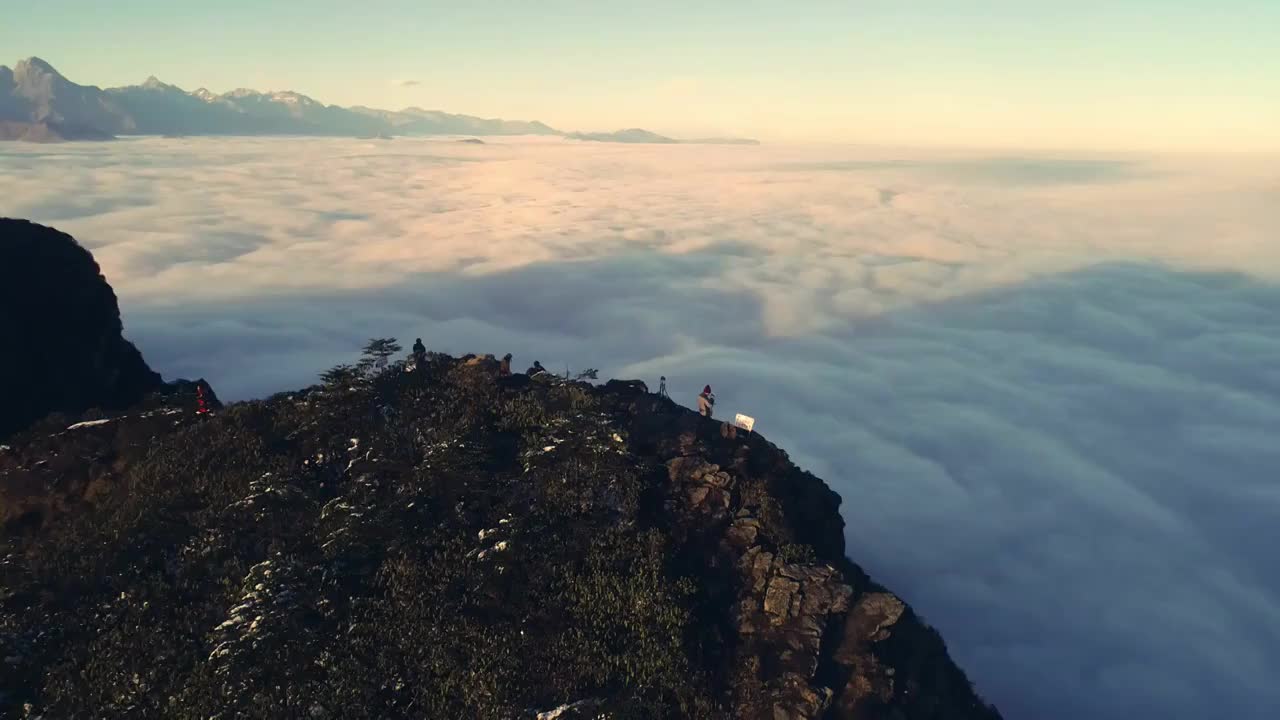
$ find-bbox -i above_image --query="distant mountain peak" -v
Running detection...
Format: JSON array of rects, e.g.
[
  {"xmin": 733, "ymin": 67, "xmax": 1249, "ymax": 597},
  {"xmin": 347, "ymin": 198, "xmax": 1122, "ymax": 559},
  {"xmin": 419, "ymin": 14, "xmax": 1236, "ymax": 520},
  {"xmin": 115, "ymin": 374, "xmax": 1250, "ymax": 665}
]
[
  {"xmin": 569, "ymin": 128, "xmax": 680, "ymax": 144},
  {"xmin": 16, "ymin": 56, "xmax": 58, "ymax": 74},
  {"xmin": 565, "ymin": 128, "xmax": 759, "ymax": 145},
  {"xmin": 13, "ymin": 56, "xmax": 66, "ymax": 83},
  {"xmin": 141, "ymin": 76, "xmax": 171, "ymax": 90},
  {"xmin": 269, "ymin": 90, "xmax": 320, "ymax": 106}
]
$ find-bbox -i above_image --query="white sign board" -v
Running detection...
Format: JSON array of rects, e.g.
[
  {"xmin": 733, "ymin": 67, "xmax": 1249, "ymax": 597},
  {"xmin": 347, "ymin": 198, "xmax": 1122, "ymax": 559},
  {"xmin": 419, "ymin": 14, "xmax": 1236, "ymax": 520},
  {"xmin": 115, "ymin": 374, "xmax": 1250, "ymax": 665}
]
[{"xmin": 734, "ymin": 413, "xmax": 756, "ymax": 433}]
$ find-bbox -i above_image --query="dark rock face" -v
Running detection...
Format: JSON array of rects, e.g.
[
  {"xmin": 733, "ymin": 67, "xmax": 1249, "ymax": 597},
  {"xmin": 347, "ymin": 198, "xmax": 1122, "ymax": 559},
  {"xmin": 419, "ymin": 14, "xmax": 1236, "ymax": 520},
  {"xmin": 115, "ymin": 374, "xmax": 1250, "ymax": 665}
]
[
  {"xmin": 0, "ymin": 354, "xmax": 1000, "ymax": 719},
  {"xmin": 625, "ymin": 404, "xmax": 1000, "ymax": 719},
  {"xmin": 0, "ymin": 219, "xmax": 162, "ymax": 440}
]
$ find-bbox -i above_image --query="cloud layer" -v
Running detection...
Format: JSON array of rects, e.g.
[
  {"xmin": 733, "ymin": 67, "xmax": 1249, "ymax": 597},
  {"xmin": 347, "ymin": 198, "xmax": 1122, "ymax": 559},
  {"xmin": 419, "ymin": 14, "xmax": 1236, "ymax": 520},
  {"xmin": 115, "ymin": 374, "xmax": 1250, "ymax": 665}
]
[{"xmin": 2, "ymin": 137, "xmax": 1278, "ymax": 719}]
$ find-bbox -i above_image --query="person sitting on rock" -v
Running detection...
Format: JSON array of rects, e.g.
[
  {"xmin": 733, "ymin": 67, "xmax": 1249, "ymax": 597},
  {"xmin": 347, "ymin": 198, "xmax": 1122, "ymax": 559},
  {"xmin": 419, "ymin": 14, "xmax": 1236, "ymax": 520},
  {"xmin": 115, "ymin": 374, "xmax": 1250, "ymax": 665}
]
[
  {"xmin": 411, "ymin": 338, "xmax": 426, "ymax": 363},
  {"xmin": 527, "ymin": 361, "xmax": 547, "ymax": 377},
  {"xmin": 697, "ymin": 385, "xmax": 716, "ymax": 418},
  {"xmin": 499, "ymin": 353, "xmax": 513, "ymax": 377}
]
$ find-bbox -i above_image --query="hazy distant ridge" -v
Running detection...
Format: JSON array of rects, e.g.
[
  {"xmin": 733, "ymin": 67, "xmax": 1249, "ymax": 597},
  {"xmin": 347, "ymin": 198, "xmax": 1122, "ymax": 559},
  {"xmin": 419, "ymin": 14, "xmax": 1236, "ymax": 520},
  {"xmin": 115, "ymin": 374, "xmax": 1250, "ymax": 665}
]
[
  {"xmin": 0, "ymin": 57, "xmax": 558, "ymax": 140},
  {"xmin": 0, "ymin": 57, "xmax": 757, "ymax": 144}
]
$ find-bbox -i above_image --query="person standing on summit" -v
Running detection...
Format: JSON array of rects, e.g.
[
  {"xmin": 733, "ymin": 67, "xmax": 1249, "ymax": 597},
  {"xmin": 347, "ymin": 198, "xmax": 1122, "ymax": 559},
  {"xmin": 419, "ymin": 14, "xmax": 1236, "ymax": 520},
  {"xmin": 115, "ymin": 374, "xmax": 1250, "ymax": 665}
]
[
  {"xmin": 411, "ymin": 338, "xmax": 426, "ymax": 364},
  {"xmin": 697, "ymin": 385, "xmax": 716, "ymax": 418}
]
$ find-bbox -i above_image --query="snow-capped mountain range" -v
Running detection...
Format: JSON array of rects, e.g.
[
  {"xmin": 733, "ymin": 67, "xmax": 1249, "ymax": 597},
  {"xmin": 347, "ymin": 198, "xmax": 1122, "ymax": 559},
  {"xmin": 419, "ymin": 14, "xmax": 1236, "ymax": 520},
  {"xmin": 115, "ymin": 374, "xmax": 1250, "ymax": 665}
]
[{"xmin": 0, "ymin": 56, "xmax": 558, "ymax": 140}]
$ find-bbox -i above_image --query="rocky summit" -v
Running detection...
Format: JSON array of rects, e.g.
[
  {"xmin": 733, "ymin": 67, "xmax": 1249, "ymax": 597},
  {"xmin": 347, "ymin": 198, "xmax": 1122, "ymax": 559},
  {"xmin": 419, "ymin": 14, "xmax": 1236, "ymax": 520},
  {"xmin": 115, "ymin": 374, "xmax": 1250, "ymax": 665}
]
[
  {"xmin": 0, "ymin": 219, "xmax": 164, "ymax": 440},
  {"xmin": 0, "ymin": 222, "xmax": 1001, "ymax": 719}
]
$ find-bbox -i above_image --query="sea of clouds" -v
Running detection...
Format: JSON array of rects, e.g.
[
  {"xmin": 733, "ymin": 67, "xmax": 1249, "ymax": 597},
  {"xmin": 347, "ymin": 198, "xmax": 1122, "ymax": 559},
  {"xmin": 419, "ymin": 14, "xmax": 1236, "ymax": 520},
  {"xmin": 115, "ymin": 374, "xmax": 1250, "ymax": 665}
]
[{"xmin": 2, "ymin": 136, "xmax": 1278, "ymax": 719}]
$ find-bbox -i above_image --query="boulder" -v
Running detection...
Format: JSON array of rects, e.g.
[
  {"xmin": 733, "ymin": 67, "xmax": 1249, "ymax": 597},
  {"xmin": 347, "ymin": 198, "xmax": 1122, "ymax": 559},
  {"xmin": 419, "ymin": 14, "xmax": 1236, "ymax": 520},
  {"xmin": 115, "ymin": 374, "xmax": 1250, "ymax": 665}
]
[{"xmin": 0, "ymin": 219, "xmax": 163, "ymax": 439}]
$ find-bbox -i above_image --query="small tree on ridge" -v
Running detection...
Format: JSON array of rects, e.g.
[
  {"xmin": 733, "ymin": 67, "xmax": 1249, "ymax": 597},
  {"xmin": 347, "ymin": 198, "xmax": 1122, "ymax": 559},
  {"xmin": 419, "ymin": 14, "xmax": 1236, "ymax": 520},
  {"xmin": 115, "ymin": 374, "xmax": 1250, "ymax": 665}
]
[{"xmin": 358, "ymin": 338, "xmax": 402, "ymax": 374}]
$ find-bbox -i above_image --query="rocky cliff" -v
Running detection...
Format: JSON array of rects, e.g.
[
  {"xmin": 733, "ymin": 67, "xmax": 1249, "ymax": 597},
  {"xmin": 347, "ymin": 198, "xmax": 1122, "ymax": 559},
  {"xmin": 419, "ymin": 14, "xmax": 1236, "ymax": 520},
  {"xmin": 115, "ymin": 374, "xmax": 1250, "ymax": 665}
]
[
  {"xmin": 0, "ymin": 223, "xmax": 1000, "ymax": 719},
  {"xmin": 0, "ymin": 219, "xmax": 163, "ymax": 440}
]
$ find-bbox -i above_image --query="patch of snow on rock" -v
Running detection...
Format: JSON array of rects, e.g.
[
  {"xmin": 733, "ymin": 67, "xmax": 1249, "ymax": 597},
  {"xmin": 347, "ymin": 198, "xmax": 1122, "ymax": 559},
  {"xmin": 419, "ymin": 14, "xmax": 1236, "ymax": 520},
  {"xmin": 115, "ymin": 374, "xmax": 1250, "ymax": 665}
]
[
  {"xmin": 536, "ymin": 698, "xmax": 602, "ymax": 719},
  {"xmin": 65, "ymin": 418, "xmax": 114, "ymax": 430}
]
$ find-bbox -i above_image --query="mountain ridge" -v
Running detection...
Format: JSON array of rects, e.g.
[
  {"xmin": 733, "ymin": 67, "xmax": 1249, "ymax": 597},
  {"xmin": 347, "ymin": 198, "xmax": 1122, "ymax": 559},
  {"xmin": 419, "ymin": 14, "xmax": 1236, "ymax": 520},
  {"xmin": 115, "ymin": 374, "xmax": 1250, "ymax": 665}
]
[
  {"xmin": 0, "ymin": 57, "xmax": 757, "ymax": 145},
  {"xmin": 0, "ymin": 56, "xmax": 558, "ymax": 140}
]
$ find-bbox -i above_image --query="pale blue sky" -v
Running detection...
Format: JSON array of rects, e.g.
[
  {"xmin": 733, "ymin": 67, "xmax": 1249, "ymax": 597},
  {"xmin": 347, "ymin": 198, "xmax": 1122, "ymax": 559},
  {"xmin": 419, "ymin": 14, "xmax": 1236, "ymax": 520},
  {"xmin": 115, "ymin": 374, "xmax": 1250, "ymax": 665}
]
[{"xmin": 5, "ymin": 1, "xmax": 1277, "ymax": 149}]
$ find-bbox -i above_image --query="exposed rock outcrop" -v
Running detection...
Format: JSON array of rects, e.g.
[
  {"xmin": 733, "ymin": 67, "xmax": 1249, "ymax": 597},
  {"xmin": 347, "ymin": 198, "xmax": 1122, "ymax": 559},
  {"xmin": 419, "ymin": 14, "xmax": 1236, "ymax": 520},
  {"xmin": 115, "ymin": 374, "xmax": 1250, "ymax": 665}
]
[
  {"xmin": 617, "ymin": 394, "xmax": 1001, "ymax": 719},
  {"xmin": 0, "ymin": 218, "xmax": 163, "ymax": 439}
]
